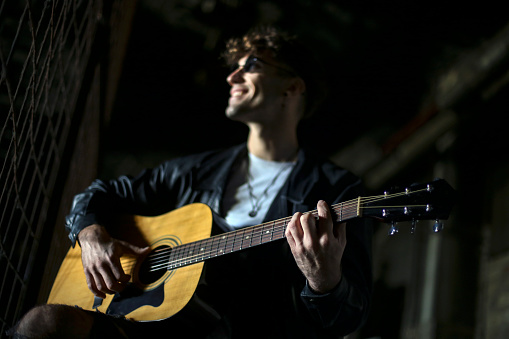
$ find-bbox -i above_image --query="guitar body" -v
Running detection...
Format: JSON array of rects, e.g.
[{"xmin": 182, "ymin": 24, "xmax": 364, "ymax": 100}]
[
  {"xmin": 47, "ymin": 179, "xmax": 456, "ymax": 322},
  {"xmin": 47, "ymin": 203, "xmax": 214, "ymax": 321}
]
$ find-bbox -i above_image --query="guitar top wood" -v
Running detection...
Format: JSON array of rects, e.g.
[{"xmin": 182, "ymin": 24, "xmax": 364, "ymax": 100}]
[{"xmin": 47, "ymin": 203, "xmax": 213, "ymax": 321}]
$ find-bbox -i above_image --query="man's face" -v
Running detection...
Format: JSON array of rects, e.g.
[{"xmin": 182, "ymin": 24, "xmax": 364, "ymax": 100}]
[{"xmin": 225, "ymin": 51, "xmax": 295, "ymax": 124}]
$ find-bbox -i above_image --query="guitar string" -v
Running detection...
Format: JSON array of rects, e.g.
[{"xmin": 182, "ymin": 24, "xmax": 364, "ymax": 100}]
[
  {"xmin": 118, "ymin": 203, "xmax": 357, "ymax": 274},
  {"xmin": 160, "ymin": 188, "xmax": 432, "ymax": 270},
  {"xmin": 121, "ymin": 203, "xmax": 418, "ymax": 275},
  {"xmin": 123, "ymin": 199, "xmax": 429, "ymax": 273},
  {"xmin": 139, "ymin": 201, "xmax": 361, "ymax": 271},
  {"xmin": 154, "ymin": 187, "xmax": 430, "ymax": 269},
  {"xmin": 119, "ymin": 188, "xmax": 430, "ymax": 273},
  {"xmin": 126, "ymin": 203, "xmax": 363, "ymax": 272},
  {"xmin": 130, "ymin": 199, "xmax": 356, "ymax": 262},
  {"xmin": 122, "ymin": 189, "xmax": 430, "ymax": 273}
]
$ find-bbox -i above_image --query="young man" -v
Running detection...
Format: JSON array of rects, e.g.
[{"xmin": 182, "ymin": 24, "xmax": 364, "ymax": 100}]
[{"xmin": 11, "ymin": 26, "xmax": 372, "ymax": 338}]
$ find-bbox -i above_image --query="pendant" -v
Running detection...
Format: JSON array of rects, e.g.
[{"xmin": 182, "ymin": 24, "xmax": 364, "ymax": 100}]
[{"xmin": 249, "ymin": 210, "xmax": 257, "ymax": 217}]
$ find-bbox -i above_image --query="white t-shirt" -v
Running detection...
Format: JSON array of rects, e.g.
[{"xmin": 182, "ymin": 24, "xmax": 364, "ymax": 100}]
[{"xmin": 223, "ymin": 153, "xmax": 295, "ymax": 229}]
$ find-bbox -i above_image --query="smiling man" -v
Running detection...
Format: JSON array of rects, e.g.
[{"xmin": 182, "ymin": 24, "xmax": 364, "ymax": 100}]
[{"xmin": 10, "ymin": 26, "xmax": 372, "ymax": 339}]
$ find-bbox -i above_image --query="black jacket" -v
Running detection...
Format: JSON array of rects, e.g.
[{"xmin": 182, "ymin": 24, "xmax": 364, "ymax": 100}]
[{"xmin": 65, "ymin": 143, "xmax": 372, "ymax": 338}]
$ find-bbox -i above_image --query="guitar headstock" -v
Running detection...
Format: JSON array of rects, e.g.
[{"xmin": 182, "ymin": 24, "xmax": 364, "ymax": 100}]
[{"xmin": 362, "ymin": 178, "xmax": 456, "ymax": 235}]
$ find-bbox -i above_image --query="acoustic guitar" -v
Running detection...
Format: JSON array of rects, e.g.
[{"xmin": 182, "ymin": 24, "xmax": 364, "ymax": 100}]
[{"xmin": 47, "ymin": 179, "xmax": 455, "ymax": 321}]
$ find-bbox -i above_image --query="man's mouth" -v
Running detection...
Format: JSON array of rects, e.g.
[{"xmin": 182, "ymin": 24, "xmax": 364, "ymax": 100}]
[{"xmin": 230, "ymin": 88, "xmax": 248, "ymax": 98}]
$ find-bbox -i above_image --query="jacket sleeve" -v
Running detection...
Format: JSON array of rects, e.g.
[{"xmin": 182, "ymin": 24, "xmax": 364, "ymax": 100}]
[
  {"xmin": 64, "ymin": 161, "xmax": 184, "ymax": 247},
  {"xmin": 299, "ymin": 176, "xmax": 373, "ymax": 335}
]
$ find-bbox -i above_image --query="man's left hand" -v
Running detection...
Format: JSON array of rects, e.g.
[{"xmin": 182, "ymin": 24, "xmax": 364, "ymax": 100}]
[{"xmin": 286, "ymin": 200, "xmax": 346, "ymax": 294}]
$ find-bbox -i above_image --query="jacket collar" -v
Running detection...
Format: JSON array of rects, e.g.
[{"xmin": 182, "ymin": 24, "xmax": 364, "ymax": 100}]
[
  {"xmin": 200, "ymin": 143, "xmax": 318, "ymax": 192},
  {"xmin": 195, "ymin": 143, "xmax": 247, "ymax": 192},
  {"xmin": 195, "ymin": 143, "xmax": 321, "ymax": 204},
  {"xmin": 277, "ymin": 147, "xmax": 319, "ymax": 204}
]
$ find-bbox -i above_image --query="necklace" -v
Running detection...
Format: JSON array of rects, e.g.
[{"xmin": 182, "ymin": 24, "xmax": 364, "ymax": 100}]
[{"xmin": 246, "ymin": 162, "xmax": 293, "ymax": 218}]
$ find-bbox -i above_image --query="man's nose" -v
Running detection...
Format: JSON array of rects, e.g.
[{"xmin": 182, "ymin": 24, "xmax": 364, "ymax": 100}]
[{"xmin": 227, "ymin": 67, "xmax": 244, "ymax": 85}]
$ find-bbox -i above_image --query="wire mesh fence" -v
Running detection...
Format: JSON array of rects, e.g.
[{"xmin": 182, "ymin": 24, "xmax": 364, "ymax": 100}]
[{"xmin": 0, "ymin": 0, "xmax": 135, "ymax": 336}]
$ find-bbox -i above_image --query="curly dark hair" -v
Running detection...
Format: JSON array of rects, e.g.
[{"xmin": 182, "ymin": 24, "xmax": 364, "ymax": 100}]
[{"xmin": 223, "ymin": 26, "xmax": 328, "ymax": 119}]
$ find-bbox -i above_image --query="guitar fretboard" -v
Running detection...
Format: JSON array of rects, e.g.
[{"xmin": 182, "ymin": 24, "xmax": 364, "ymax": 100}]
[{"xmin": 166, "ymin": 199, "xmax": 361, "ymax": 270}]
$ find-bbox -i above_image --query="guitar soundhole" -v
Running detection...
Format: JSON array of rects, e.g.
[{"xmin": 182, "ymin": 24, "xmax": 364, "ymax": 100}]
[{"xmin": 138, "ymin": 245, "xmax": 172, "ymax": 285}]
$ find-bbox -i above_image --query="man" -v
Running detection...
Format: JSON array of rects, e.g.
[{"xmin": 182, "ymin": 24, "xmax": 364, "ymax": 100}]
[{"xmin": 10, "ymin": 26, "xmax": 372, "ymax": 338}]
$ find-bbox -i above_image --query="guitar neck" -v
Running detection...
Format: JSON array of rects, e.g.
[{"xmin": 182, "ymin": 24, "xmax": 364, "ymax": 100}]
[{"xmin": 167, "ymin": 198, "xmax": 361, "ymax": 270}]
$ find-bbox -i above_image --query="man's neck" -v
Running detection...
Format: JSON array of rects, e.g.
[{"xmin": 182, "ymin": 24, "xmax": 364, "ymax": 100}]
[{"xmin": 246, "ymin": 125, "xmax": 299, "ymax": 162}]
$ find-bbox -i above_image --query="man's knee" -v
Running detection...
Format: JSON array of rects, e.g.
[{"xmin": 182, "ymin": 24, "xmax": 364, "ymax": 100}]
[{"xmin": 8, "ymin": 304, "xmax": 93, "ymax": 338}]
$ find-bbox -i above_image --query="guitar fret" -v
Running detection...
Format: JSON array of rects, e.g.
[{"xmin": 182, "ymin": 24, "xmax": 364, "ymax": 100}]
[
  {"xmin": 259, "ymin": 223, "xmax": 271, "ymax": 244},
  {"xmin": 234, "ymin": 228, "xmax": 245, "ymax": 251},
  {"xmin": 273, "ymin": 220, "xmax": 285, "ymax": 240},
  {"xmin": 216, "ymin": 234, "xmax": 230, "ymax": 256},
  {"xmin": 192, "ymin": 241, "xmax": 200, "ymax": 264},
  {"xmin": 226, "ymin": 232, "xmax": 235, "ymax": 253},
  {"xmin": 241, "ymin": 228, "xmax": 249, "ymax": 249},
  {"xmin": 217, "ymin": 235, "xmax": 227, "ymax": 256},
  {"xmin": 188, "ymin": 242, "xmax": 197, "ymax": 265},
  {"xmin": 254, "ymin": 226, "xmax": 265, "ymax": 245},
  {"xmin": 200, "ymin": 239, "xmax": 209, "ymax": 261}
]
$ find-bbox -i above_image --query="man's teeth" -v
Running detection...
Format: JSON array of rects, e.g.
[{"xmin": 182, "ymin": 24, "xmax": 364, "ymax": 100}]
[{"xmin": 232, "ymin": 91, "xmax": 244, "ymax": 97}]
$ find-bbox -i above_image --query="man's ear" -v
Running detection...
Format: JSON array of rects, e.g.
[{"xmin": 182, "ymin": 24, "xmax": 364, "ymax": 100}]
[{"xmin": 285, "ymin": 77, "xmax": 306, "ymax": 97}]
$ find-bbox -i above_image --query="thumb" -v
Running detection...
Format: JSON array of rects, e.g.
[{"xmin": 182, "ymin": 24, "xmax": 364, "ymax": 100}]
[{"xmin": 119, "ymin": 240, "xmax": 150, "ymax": 256}]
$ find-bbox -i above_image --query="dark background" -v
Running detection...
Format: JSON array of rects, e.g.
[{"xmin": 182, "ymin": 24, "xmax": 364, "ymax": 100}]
[
  {"xmin": 101, "ymin": 0, "xmax": 508, "ymax": 179},
  {"xmin": 2, "ymin": 1, "xmax": 507, "ymax": 337}
]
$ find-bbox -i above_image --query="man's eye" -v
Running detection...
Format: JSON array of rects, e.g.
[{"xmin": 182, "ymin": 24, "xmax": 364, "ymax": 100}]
[
  {"xmin": 229, "ymin": 57, "xmax": 259, "ymax": 73},
  {"xmin": 244, "ymin": 61, "xmax": 256, "ymax": 72}
]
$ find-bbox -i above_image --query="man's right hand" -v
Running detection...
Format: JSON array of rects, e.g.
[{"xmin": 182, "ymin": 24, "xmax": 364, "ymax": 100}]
[{"xmin": 78, "ymin": 224, "xmax": 150, "ymax": 298}]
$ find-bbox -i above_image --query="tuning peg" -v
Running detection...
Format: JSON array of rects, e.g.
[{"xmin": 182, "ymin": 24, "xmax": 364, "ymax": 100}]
[
  {"xmin": 433, "ymin": 219, "xmax": 444, "ymax": 233},
  {"xmin": 388, "ymin": 222, "xmax": 399, "ymax": 236}
]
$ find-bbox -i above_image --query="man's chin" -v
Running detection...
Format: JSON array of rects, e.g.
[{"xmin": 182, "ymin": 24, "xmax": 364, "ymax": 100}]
[{"xmin": 225, "ymin": 105, "xmax": 244, "ymax": 119}]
